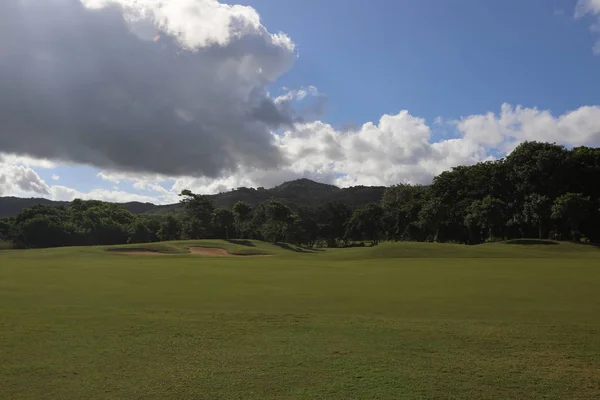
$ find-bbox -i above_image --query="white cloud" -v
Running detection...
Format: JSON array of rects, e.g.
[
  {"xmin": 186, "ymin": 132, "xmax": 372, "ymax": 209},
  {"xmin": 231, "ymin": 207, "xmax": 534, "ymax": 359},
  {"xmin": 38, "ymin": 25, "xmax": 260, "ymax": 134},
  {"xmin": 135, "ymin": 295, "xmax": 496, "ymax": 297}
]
[
  {"xmin": 575, "ymin": 0, "xmax": 600, "ymax": 17},
  {"xmin": 80, "ymin": 0, "xmax": 293, "ymax": 52},
  {"xmin": 51, "ymin": 174, "xmax": 60, "ymax": 181},
  {"xmin": 0, "ymin": 163, "xmax": 50, "ymax": 197},
  {"xmin": 0, "ymin": 154, "xmax": 57, "ymax": 169},
  {"xmin": 575, "ymin": 0, "xmax": 600, "ymax": 54},
  {"xmin": 49, "ymin": 186, "xmax": 159, "ymax": 203},
  {"xmin": 0, "ymin": 158, "xmax": 165, "ymax": 203},
  {"xmin": 273, "ymin": 111, "xmax": 489, "ymax": 187},
  {"xmin": 274, "ymin": 86, "xmax": 319, "ymax": 104},
  {"xmin": 456, "ymin": 103, "xmax": 600, "ymax": 153}
]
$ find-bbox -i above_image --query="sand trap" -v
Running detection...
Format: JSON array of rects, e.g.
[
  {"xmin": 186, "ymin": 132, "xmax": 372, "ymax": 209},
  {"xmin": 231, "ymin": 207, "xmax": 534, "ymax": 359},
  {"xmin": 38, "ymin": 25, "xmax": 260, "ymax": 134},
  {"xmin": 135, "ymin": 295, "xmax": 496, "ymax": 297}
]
[
  {"xmin": 188, "ymin": 247, "xmax": 232, "ymax": 256},
  {"xmin": 107, "ymin": 247, "xmax": 270, "ymax": 257}
]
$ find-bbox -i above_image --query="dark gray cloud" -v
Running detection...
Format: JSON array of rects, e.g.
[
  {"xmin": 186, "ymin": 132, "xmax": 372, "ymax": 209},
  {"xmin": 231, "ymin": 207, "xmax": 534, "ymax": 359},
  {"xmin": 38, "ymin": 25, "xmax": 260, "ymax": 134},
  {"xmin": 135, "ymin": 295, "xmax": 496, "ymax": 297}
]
[{"xmin": 0, "ymin": 0, "xmax": 296, "ymax": 177}]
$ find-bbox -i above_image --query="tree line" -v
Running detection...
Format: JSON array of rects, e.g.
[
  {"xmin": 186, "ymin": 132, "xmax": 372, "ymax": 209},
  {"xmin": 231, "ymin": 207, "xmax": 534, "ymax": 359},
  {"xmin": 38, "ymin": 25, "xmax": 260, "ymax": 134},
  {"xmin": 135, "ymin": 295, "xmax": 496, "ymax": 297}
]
[{"xmin": 1, "ymin": 142, "xmax": 599, "ymax": 249}]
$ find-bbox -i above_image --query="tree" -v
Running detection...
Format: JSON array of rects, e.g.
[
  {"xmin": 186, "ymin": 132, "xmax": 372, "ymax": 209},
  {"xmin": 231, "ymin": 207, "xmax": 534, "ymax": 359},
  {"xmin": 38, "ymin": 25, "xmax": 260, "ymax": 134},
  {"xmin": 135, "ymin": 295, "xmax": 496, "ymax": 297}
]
[
  {"xmin": 296, "ymin": 206, "xmax": 319, "ymax": 247},
  {"xmin": 128, "ymin": 219, "xmax": 152, "ymax": 244},
  {"xmin": 0, "ymin": 218, "xmax": 12, "ymax": 242},
  {"xmin": 417, "ymin": 197, "xmax": 447, "ymax": 242},
  {"xmin": 232, "ymin": 201, "xmax": 253, "ymax": 239},
  {"xmin": 381, "ymin": 184, "xmax": 428, "ymax": 240},
  {"xmin": 522, "ymin": 193, "xmax": 551, "ymax": 239},
  {"xmin": 212, "ymin": 208, "xmax": 235, "ymax": 239},
  {"xmin": 316, "ymin": 201, "xmax": 352, "ymax": 247},
  {"xmin": 345, "ymin": 203, "xmax": 384, "ymax": 245},
  {"xmin": 143, "ymin": 218, "xmax": 161, "ymax": 242},
  {"xmin": 551, "ymin": 193, "xmax": 592, "ymax": 241},
  {"xmin": 158, "ymin": 215, "xmax": 182, "ymax": 241},
  {"xmin": 179, "ymin": 190, "xmax": 215, "ymax": 239},
  {"xmin": 252, "ymin": 200, "xmax": 295, "ymax": 243},
  {"xmin": 13, "ymin": 205, "xmax": 73, "ymax": 248},
  {"xmin": 464, "ymin": 196, "xmax": 507, "ymax": 243},
  {"xmin": 429, "ymin": 162, "xmax": 509, "ymax": 244},
  {"xmin": 505, "ymin": 141, "xmax": 568, "ymax": 200}
]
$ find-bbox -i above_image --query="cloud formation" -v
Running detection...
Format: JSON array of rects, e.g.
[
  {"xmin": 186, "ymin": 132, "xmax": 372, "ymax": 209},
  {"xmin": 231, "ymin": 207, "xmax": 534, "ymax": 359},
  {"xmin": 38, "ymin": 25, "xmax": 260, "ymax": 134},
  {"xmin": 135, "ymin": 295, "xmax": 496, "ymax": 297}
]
[
  {"xmin": 456, "ymin": 104, "xmax": 600, "ymax": 152},
  {"xmin": 0, "ymin": 163, "xmax": 50, "ymax": 197},
  {"xmin": 0, "ymin": 0, "xmax": 295, "ymax": 177},
  {"xmin": 173, "ymin": 104, "xmax": 600, "ymax": 193},
  {"xmin": 576, "ymin": 0, "xmax": 600, "ymax": 54},
  {"xmin": 2, "ymin": 1, "xmax": 600, "ymax": 204},
  {"xmin": 3, "ymin": 100, "xmax": 600, "ymax": 203}
]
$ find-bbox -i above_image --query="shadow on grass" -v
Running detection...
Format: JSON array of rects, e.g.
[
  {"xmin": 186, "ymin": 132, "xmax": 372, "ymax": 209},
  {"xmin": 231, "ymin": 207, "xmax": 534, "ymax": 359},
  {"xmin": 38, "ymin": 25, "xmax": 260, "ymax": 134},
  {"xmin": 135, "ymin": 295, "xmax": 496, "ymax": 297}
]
[
  {"xmin": 274, "ymin": 242, "xmax": 318, "ymax": 253},
  {"xmin": 105, "ymin": 248, "xmax": 161, "ymax": 253},
  {"xmin": 301, "ymin": 246, "xmax": 325, "ymax": 252},
  {"xmin": 226, "ymin": 239, "xmax": 255, "ymax": 247},
  {"xmin": 504, "ymin": 239, "xmax": 559, "ymax": 246}
]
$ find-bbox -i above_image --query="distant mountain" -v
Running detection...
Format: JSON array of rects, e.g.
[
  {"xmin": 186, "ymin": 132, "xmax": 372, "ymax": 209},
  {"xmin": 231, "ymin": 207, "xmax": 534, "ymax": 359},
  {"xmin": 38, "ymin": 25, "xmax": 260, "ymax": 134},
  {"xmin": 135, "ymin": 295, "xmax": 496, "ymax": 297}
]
[
  {"xmin": 0, "ymin": 179, "xmax": 386, "ymax": 218},
  {"xmin": 0, "ymin": 197, "xmax": 158, "ymax": 218}
]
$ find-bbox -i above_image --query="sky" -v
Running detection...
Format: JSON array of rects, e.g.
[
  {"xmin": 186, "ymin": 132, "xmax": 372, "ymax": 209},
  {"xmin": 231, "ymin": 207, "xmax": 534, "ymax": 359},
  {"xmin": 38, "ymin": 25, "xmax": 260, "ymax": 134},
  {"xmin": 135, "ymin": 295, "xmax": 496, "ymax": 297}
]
[{"xmin": 1, "ymin": 0, "xmax": 600, "ymax": 204}]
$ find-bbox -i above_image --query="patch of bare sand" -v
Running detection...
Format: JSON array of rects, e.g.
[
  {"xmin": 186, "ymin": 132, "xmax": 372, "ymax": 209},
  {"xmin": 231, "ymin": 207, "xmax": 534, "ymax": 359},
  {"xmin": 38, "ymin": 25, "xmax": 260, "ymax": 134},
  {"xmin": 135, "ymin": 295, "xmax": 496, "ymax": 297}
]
[{"xmin": 106, "ymin": 247, "xmax": 270, "ymax": 257}]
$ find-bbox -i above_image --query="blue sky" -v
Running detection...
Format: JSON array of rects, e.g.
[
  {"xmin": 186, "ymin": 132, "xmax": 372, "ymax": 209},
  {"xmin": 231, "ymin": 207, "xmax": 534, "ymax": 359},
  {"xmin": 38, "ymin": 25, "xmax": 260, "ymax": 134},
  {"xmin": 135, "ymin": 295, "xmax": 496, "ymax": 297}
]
[
  {"xmin": 1, "ymin": 0, "xmax": 600, "ymax": 203},
  {"xmin": 242, "ymin": 0, "xmax": 600, "ymax": 124}
]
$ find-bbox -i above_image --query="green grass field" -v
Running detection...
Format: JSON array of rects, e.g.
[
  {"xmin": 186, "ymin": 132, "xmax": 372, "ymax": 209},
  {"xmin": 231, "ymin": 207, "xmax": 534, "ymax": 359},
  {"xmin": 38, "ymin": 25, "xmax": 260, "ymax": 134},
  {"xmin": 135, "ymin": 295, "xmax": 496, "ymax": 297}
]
[{"xmin": 1, "ymin": 240, "xmax": 600, "ymax": 399}]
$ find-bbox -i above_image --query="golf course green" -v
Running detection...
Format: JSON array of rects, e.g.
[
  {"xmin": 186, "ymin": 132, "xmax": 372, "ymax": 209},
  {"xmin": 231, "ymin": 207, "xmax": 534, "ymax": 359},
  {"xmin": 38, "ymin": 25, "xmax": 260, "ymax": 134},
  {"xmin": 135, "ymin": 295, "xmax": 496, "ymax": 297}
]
[{"xmin": 1, "ymin": 240, "xmax": 599, "ymax": 399}]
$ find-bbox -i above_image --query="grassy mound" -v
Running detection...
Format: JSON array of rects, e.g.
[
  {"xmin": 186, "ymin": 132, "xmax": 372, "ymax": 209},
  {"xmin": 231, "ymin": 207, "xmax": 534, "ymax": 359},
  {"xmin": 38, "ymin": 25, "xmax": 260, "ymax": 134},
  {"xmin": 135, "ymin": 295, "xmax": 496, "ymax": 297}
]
[
  {"xmin": 105, "ymin": 239, "xmax": 281, "ymax": 256},
  {"xmin": 322, "ymin": 239, "xmax": 600, "ymax": 260},
  {"xmin": 502, "ymin": 239, "xmax": 560, "ymax": 245}
]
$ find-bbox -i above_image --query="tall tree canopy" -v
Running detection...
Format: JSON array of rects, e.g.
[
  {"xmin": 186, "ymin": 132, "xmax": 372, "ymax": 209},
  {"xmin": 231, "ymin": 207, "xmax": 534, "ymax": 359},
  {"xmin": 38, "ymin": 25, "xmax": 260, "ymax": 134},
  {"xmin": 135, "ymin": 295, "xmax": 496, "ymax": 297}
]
[{"xmin": 3, "ymin": 141, "xmax": 600, "ymax": 249}]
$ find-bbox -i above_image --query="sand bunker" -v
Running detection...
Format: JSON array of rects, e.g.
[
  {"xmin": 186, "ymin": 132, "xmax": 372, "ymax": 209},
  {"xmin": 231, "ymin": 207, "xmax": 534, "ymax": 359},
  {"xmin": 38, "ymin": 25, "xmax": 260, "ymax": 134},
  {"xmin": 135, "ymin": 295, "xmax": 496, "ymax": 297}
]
[
  {"xmin": 188, "ymin": 247, "xmax": 233, "ymax": 256},
  {"xmin": 107, "ymin": 247, "xmax": 269, "ymax": 257}
]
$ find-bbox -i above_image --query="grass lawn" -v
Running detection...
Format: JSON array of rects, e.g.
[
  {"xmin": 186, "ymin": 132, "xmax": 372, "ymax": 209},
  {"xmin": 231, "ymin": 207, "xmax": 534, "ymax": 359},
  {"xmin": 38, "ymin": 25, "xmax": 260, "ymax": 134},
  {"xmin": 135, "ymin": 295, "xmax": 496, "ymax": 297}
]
[{"xmin": 1, "ymin": 240, "xmax": 600, "ymax": 399}]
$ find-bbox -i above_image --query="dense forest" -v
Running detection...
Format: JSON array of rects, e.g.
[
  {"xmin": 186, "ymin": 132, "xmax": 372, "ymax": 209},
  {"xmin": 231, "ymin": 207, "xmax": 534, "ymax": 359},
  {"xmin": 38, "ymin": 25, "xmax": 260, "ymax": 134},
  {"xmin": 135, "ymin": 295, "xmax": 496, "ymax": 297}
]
[
  {"xmin": 1, "ymin": 142, "xmax": 599, "ymax": 249},
  {"xmin": 0, "ymin": 179, "xmax": 385, "ymax": 218}
]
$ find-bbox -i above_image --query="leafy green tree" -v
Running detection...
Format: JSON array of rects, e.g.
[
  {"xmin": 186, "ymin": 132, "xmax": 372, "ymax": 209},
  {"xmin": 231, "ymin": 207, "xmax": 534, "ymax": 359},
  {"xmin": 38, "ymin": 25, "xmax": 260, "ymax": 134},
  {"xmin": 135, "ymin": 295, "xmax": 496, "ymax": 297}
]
[
  {"xmin": 551, "ymin": 193, "xmax": 592, "ymax": 241},
  {"xmin": 381, "ymin": 184, "xmax": 428, "ymax": 240},
  {"xmin": 212, "ymin": 208, "xmax": 235, "ymax": 239},
  {"xmin": 316, "ymin": 201, "xmax": 352, "ymax": 247},
  {"xmin": 505, "ymin": 141, "xmax": 568, "ymax": 200},
  {"xmin": 143, "ymin": 218, "xmax": 161, "ymax": 242},
  {"xmin": 0, "ymin": 218, "xmax": 12, "ymax": 241},
  {"xmin": 296, "ymin": 206, "xmax": 319, "ymax": 247},
  {"xmin": 345, "ymin": 203, "xmax": 384, "ymax": 245},
  {"xmin": 158, "ymin": 215, "xmax": 182, "ymax": 241},
  {"xmin": 232, "ymin": 201, "xmax": 253, "ymax": 239},
  {"xmin": 252, "ymin": 200, "xmax": 295, "ymax": 243},
  {"xmin": 179, "ymin": 190, "xmax": 215, "ymax": 239},
  {"xmin": 522, "ymin": 193, "xmax": 551, "ymax": 239},
  {"xmin": 569, "ymin": 146, "xmax": 600, "ymax": 199},
  {"xmin": 128, "ymin": 219, "xmax": 152, "ymax": 244},
  {"xmin": 13, "ymin": 205, "xmax": 73, "ymax": 248},
  {"xmin": 417, "ymin": 197, "xmax": 447, "ymax": 242},
  {"xmin": 429, "ymin": 163, "xmax": 509, "ymax": 243},
  {"xmin": 66, "ymin": 200, "xmax": 135, "ymax": 245},
  {"xmin": 464, "ymin": 196, "xmax": 507, "ymax": 243}
]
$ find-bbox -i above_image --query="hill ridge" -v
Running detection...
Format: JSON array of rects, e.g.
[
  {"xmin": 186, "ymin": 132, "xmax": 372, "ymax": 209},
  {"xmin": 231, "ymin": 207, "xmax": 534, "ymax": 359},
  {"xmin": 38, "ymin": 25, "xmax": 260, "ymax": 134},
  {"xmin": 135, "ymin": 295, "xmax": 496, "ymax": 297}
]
[{"xmin": 0, "ymin": 179, "xmax": 385, "ymax": 218}]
